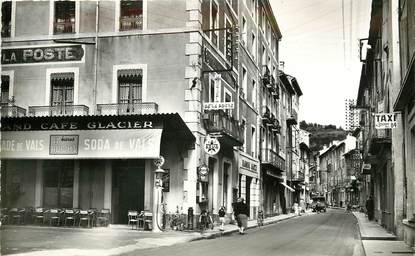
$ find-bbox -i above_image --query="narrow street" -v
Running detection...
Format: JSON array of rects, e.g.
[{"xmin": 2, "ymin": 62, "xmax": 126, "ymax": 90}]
[{"xmin": 125, "ymin": 209, "xmax": 363, "ymax": 256}]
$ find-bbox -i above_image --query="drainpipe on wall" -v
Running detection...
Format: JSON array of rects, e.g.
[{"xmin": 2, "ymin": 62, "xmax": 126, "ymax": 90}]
[{"xmin": 92, "ymin": 0, "xmax": 100, "ymax": 114}]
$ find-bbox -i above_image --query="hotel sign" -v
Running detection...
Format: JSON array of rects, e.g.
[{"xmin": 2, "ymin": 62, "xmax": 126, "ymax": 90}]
[
  {"xmin": 374, "ymin": 113, "xmax": 397, "ymax": 129},
  {"xmin": 203, "ymin": 102, "xmax": 234, "ymax": 110},
  {"xmin": 2, "ymin": 45, "xmax": 85, "ymax": 65}
]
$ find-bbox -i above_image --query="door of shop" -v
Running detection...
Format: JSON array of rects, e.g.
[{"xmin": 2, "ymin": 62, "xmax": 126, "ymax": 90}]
[{"xmin": 112, "ymin": 160, "xmax": 144, "ymax": 224}]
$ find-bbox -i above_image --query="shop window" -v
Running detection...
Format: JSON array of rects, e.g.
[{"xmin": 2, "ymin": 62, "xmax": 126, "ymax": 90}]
[
  {"xmin": 1, "ymin": 75, "xmax": 10, "ymax": 104},
  {"xmin": 120, "ymin": 0, "xmax": 143, "ymax": 31},
  {"xmin": 1, "ymin": 1, "xmax": 11, "ymax": 38},
  {"xmin": 54, "ymin": 1, "xmax": 76, "ymax": 34},
  {"xmin": 50, "ymin": 73, "xmax": 74, "ymax": 115},
  {"xmin": 43, "ymin": 161, "xmax": 74, "ymax": 208},
  {"xmin": 118, "ymin": 69, "xmax": 143, "ymax": 113}
]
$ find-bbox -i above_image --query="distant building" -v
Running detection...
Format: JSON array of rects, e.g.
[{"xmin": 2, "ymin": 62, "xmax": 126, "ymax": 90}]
[{"xmin": 344, "ymin": 99, "xmax": 359, "ymax": 131}]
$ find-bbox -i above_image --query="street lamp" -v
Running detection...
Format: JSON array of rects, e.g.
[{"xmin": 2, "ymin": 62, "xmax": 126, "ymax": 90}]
[{"xmin": 153, "ymin": 156, "xmax": 165, "ymax": 233}]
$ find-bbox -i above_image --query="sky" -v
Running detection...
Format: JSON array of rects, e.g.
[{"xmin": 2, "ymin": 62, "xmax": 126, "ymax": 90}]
[{"xmin": 271, "ymin": 0, "xmax": 372, "ymax": 128}]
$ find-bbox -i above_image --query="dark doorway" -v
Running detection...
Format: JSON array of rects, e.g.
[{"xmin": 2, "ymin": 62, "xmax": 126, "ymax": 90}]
[
  {"xmin": 112, "ymin": 160, "xmax": 144, "ymax": 224},
  {"xmin": 245, "ymin": 176, "xmax": 252, "ymax": 210}
]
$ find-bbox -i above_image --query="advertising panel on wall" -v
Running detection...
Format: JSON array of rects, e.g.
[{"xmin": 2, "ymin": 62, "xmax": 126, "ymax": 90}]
[{"xmin": 1, "ymin": 129, "xmax": 163, "ymax": 159}]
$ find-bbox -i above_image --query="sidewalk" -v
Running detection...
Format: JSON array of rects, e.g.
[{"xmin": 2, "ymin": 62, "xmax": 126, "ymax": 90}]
[
  {"xmin": 1, "ymin": 211, "xmax": 308, "ymax": 256},
  {"xmin": 353, "ymin": 212, "xmax": 415, "ymax": 256}
]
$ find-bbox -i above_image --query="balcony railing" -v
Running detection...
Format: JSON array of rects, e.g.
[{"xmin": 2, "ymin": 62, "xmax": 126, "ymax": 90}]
[
  {"xmin": 369, "ymin": 128, "xmax": 391, "ymax": 154},
  {"xmin": 28, "ymin": 105, "xmax": 89, "ymax": 117},
  {"xmin": 293, "ymin": 171, "xmax": 305, "ymax": 182},
  {"xmin": 96, "ymin": 102, "xmax": 158, "ymax": 115},
  {"xmin": 54, "ymin": 20, "xmax": 75, "ymax": 34},
  {"xmin": 261, "ymin": 148, "xmax": 286, "ymax": 171},
  {"xmin": 203, "ymin": 110, "xmax": 244, "ymax": 145},
  {"xmin": 0, "ymin": 105, "xmax": 27, "ymax": 117},
  {"xmin": 119, "ymin": 15, "xmax": 143, "ymax": 31},
  {"xmin": 286, "ymin": 109, "xmax": 298, "ymax": 125},
  {"xmin": 262, "ymin": 66, "xmax": 271, "ymax": 87},
  {"xmin": 1, "ymin": 22, "xmax": 11, "ymax": 37}
]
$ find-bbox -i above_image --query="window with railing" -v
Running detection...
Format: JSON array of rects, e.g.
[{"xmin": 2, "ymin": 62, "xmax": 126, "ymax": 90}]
[
  {"xmin": 117, "ymin": 69, "xmax": 143, "ymax": 114},
  {"xmin": 50, "ymin": 72, "xmax": 74, "ymax": 115},
  {"xmin": 54, "ymin": 1, "xmax": 76, "ymax": 34},
  {"xmin": 1, "ymin": 1, "xmax": 11, "ymax": 38},
  {"xmin": 120, "ymin": 0, "xmax": 143, "ymax": 31}
]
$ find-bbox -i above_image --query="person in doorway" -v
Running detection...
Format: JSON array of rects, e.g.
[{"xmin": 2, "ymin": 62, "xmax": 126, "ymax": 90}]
[
  {"xmin": 218, "ymin": 206, "xmax": 226, "ymax": 231},
  {"xmin": 233, "ymin": 198, "xmax": 249, "ymax": 234}
]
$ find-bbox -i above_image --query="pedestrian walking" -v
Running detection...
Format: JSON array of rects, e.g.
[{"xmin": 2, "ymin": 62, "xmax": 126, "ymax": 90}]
[
  {"xmin": 233, "ymin": 197, "xmax": 249, "ymax": 235},
  {"xmin": 218, "ymin": 206, "xmax": 226, "ymax": 231}
]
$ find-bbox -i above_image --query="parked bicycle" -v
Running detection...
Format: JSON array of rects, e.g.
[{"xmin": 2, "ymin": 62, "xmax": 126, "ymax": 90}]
[{"xmin": 199, "ymin": 210, "xmax": 214, "ymax": 233}]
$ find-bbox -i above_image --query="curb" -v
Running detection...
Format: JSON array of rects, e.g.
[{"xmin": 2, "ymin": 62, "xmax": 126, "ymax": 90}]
[{"xmin": 189, "ymin": 214, "xmax": 304, "ymax": 242}]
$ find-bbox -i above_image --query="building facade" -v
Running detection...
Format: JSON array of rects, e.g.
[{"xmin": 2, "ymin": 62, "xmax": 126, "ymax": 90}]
[
  {"xmin": 356, "ymin": 0, "xmax": 415, "ymax": 247},
  {"xmin": 1, "ymin": 0, "xmax": 301, "ymax": 228}
]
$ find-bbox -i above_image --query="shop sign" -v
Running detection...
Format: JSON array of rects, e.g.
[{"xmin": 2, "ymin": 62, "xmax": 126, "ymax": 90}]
[
  {"xmin": 1, "ymin": 129, "xmax": 162, "ymax": 159},
  {"xmin": 203, "ymin": 102, "xmax": 234, "ymax": 110},
  {"xmin": 362, "ymin": 163, "xmax": 371, "ymax": 170},
  {"xmin": 1, "ymin": 118, "xmax": 156, "ymax": 131},
  {"xmin": 203, "ymin": 137, "xmax": 220, "ymax": 155},
  {"xmin": 2, "ymin": 45, "xmax": 85, "ymax": 66},
  {"xmin": 241, "ymin": 158, "xmax": 258, "ymax": 173},
  {"xmin": 374, "ymin": 113, "xmax": 397, "ymax": 129}
]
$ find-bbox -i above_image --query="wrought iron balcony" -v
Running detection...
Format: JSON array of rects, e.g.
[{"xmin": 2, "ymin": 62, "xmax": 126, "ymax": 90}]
[
  {"xmin": 0, "ymin": 105, "xmax": 27, "ymax": 117},
  {"xmin": 286, "ymin": 109, "xmax": 298, "ymax": 126},
  {"xmin": 54, "ymin": 20, "xmax": 75, "ymax": 34},
  {"xmin": 261, "ymin": 148, "xmax": 286, "ymax": 171},
  {"xmin": 292, "ymin": 171, "xmax": 305, "ymax": 182},
  {"xmin": 202, "ymin": 110, "xmax": 244, "ymax": 146},
  {"xmin": 28, "ymin": 105, "xmax": 89, "ymax": 116},
  {"xmin": 261, "ymin": 106, "xmax": 271, "ymax": 123},
  {"xmin": 119, "ymin": 15, "xmax": 143, "ymax": 31},
  {"xmin": 262, "ymin": 66, "xmax": 271, "ymax": 87},
  {"xmin": 369, "ymin": 129, "xmax": 391, "ymax": 154},
  {"xmin": 96, "ymin": 102, "xmax": 158, "ymax": 115}
]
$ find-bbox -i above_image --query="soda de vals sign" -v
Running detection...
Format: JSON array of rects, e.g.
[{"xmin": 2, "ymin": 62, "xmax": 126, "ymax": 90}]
[{"xmin": 2, "ymin": 45, "xmax": 84, "ymax": 65}]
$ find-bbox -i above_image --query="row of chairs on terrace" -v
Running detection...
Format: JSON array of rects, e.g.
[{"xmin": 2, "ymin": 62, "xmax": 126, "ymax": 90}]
[{"xmin": 0, "ymin": 208, "xmax": 111, "ymax": 228}]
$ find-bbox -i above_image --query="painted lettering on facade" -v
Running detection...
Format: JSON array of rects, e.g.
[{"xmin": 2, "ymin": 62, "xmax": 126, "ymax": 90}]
[{"xmin": 2, "ymin": 45, "xmax": 84, "ymax": 65}]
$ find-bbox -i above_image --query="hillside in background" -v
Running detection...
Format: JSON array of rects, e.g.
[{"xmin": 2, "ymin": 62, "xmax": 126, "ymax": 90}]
[{"xmin": 299, "ymin": 121, "xmax": 348, "ymax": 152}]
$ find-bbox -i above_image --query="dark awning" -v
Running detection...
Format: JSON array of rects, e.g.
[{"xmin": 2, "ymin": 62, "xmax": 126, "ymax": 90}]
[{"xmin": 51, "ymin": 72, "xmax": 74, "ymax": 81}]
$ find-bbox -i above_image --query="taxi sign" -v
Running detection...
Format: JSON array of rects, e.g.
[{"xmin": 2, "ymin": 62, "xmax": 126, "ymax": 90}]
[{"xmin": 204, "ymin": 137, "xmax": 220, "ymax": 155}]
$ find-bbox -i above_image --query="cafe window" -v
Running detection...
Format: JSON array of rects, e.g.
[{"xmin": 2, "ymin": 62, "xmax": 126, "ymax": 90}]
[
  {"xmin": 50, "ymin": 72, "xmax": 74, "ymax": 114},
  {"xmin": 1, "ymin": 1, "xmax": 11, "ymax": 37},
  {"xmin": 43, "ymin": 160, "xmax": 74, "ymax": 208},
  {"xmin": 54, "ymin": 1, "xmax": 76, "ymax": 34},
  {"xmin": 120, "ymin": 0, "xmax": 143, "ymax": 31},
  {"xmin": 118, "ymin": 69, "xmax": 143, "ymax": 113},
  {"xmin": 1, "ymin": 75, "xmax": 10, "ymax": 104}
]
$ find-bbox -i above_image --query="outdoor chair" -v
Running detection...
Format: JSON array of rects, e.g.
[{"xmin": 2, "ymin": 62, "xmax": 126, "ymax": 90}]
[
  {"xmin": 78, "ymin": 210, "xmax": 92, "ymax": 228},
  {"xmin": 96, "ymin": 209, "xmax": 111, "ymax": 227},
  {"xmin": 88, "ymin": 209, "xmax": 97, "ymax": 227},
  {"xmin": 128, "ymin": 210, "xmax": 139, "ymax": 230},
  {"xmin": 46, "ymin": 209, "xmax": 61, "ymax": 226},
  {"xmin": 143, "ymin": 212, "xmax": 153, "ymax": 230},
  {"xmin": 9, "ymin": 208, "xmax": 24, "ymax": 225},
  {"xmin": 137, "ymin": 211, "xmax": 145, "ymax": 229},
  {"xmin": 63, "ymin": 209, "xmax": 77, "ymax": 226},
  {"xmin": 32, "ymin": 207, "xmax": 46, "ymax": 225},
  {"xmin": 1, "ymin": 208, "xmax": 9, "ymax": 225}
]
